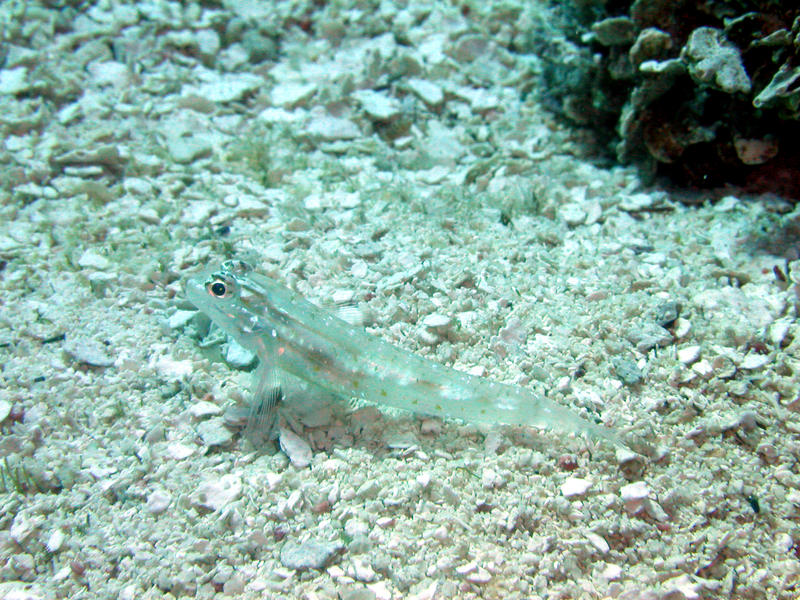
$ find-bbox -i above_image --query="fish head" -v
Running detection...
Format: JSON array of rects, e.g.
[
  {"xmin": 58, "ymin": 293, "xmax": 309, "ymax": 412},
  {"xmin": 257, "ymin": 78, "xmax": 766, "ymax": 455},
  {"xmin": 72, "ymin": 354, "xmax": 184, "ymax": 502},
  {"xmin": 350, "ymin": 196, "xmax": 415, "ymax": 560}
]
[{"xmin": 185, "ymin": 260, "xmax": 271, "ymax": 353}]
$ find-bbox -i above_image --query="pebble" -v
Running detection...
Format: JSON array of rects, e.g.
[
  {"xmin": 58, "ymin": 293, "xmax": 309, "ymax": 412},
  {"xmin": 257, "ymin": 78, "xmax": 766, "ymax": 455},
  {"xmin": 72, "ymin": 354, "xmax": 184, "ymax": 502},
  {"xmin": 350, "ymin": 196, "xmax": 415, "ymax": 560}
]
[
  {"xmin": 0, "ymin": 399, "xmax": 12, "ymax": 424},
  {"xmin": 279, "ymin": 427, "xmax": 313, "ymax": 468},
  {"xmin": 280, "ymin": 538, "xmax": 344, "ymax": 571},
  {"xmin": 341, "ymin": 588, "xmax": 377, "ymax": 600},
  {"xmin": 166, "ymin": 443, "xmax": 195, "ymax": 460},
  {"xmin": 612, "ymin": 356, "xmax": 643, "ymax": 385},
  {"xmin": 584, "ymin": 532, "xmax": 609, "ymax": 553},
  {"xmin": 600, "ymin": 563, "xmax": 622, "ymax": 581},
  {"xmin": 465, "ymin": 568, "xmax": 492, "ymax": 584},
  {"xmin": 420, "ymin": 419, "xmax": 442, "ymax": 435},
  {"xmin": 166, "ymin": 134, "xmax": 212, "ymax": 164},
  {"xmin": 183, "ymin": 73, "xmax": 263, "ymax": 103},
  {"xmin": 193, "ymin": 474, "xmax": 242, "ymax": 511},
  {"xmin": 271, "ymin": 81, "xmax": 316, "ymax": 107},
  {"xmin": 306, "ymin": 116, "xmax": 360, "ymax": 141},
  {"xmin": 740, "ymin": 353, "xmax": 770, "ymax": 370},
  {"xmin": 0, "ymin": 66, "xmax": 30, "ymax": 94},
  {"xmin": 224, "ymin": 339, "xmax": 256, "ymax": 368},
  {"xmin": 167, "ymin": 309, "xmax": 196, "ymax": 330},
  {"xmin": 768, "ymin": 319, "xmax": 791, "ymax": 347},
  {"xmin": 123, "ymin": 177, "xmax": 154, "ymax": 196},
  {"xmin": 233, "ymin": 195, "xmax": 270, "ymax": 217},
  {"xmin": 673, "ymin": 318, "xmax": 691, "ymax": 338},
  {"xmin": 87, "ymin": 61, "xmax": 131, "ymax": 87},
  {"xmin": 150, "ymin": 356, "xmax": 194, "ymax": 379},
  {"xmin": 653, "ymin": 300, "xmax": 680, "ymax": 327},
  {"xmin": 45, "ymin": 529, "xmax": 65, "ymax": 553},
  {"xmin": 77, "ymin": 248, "xmax": 111, "ymax": 270},
  {"xmin": 197, "ymin": 417, "xmax": 234, "ymax": 446},
  {"xmin": 620, "ymin": 481, "xmax": 649, "ymax": 503},
  {"xmin": 691, "ymin": 359, "xmax": 714, "ymax": 378},
  {"xmin": 344, "ymin": 519, "xmax": 369, "ymax": 539},
  {"xmin": 422, "ymin": 313, "xmax": 451, "ymax": 333},
  {"xmin": 146, "ymin": 490, "xmax": 171, "ymax": 514},
  {"xmin": 626, "ymin": 323, "xmax": 672, "ymax": 353},
  {"xmin": 677, "ymin": 345, "xmax": 701, "ymax": 364},
  {"xmin": 189, "ymin": 400, "xmax": 222, "ymax": 418},
  {"xmin": 353, "ymin": 89, "xmax": 401, "ymax": 121},
  {"xmin": 64, "ymin": 335, "xmax": 115, "ymax": 367},
  {"xmin": 407, "ymin": 78, "xmax": 444, "ymax": 107},
  {"xmin": 196, "ymin": 29, "xmax": 221, "ymax": 59},
  {"xmin": 561, "ymin": 477, "xmax": 593, "ymax": 498},
  {"xmin": 619, "ymin": 193, "xmax": 657, "ymax": 212},
  {"xmin": 559, "ymin": 203, "xmax": 586, "ymax": 226}
]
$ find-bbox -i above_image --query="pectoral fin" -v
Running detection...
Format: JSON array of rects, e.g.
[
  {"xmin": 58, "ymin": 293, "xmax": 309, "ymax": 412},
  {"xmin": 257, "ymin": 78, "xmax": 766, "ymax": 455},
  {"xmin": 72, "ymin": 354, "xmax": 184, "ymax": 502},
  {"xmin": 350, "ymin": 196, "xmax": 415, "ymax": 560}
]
[{"xmin": 244, "ymin": 357, "xmax": 283, "ymax": 447}]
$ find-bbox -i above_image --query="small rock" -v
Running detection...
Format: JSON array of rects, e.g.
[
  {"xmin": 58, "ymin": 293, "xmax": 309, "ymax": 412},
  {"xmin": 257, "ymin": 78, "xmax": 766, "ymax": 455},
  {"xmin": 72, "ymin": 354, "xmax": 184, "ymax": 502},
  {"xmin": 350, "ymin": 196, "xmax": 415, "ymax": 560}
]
[
  {"xmin": 197, "ymin": 417, "xmax": 234, "ymax": 446},
  {"xmin": 559, "ymin": 203, "xmax": 586, "ymax": 226},
  {"xmin": 271, "ymin": 81, "xmax": 316, "ymax": 107},
  {"xmin": 183, "ymin": 73, "xmax": 263, "ymax": 103},
  {"xmin": 601, "ymin": 563, "xmax": 622, "ymax": 581},
  {"xmin": 620, "ymin": 481, "xmax": 649, "ymax": 502},
  {"xmin": 242, "ymin": 30, "xmax": 278, "ymax": 63},
  {"xmin": 280, "ymin": 538, "xmax": 344, "ymax": 571},
  {"xmin": 767, "ymin": 319, "xmax": 791, "ymax": 347},
  {"xmin": 279, "ymin": 427, "xmax": 313, "ymax": 468},
  {"xmin": 168, "ymin": 310, "xmax": 196, "ymax": 330},
  {"xmin": 189, "ymin": 400, "xmax": 223, "ymax": 418},
  {"xmin": 357, "ymin": 480, "xmax": 380, "ymax": 498},
  {"xmin": 0, "ymin": 67, "xmax": 30, "ymax": 94},
  {"xmin": 407, "ymin": 78, "xmax": 444, "ymax": 107},
  {"xmin": 166, "ymin": 134, "xmax": 212, "ymax": 164},
  {"xmin": 53, "ymin": 144, "xmax": 125, "ymax": 169},
  {"xmin": 64, "ymin": 336, "xmax": 115, "ymax": 367},
  {"xmin": 146, "ymin": 490, "xmax": 171, "ymax": 514},
  {"xmin": 612, "ymin": 356, "xmax": 643, "ymax": 385},
  {"xmin": 87, "ymin": 61, "xmax": 131, "ymax": 87},
  {"xmin": 167, "ymin": 443, "xmax": 195, "ymax": 460},
  {"xmin": 306, "ymin": 116, "xmax": 360, "ymax": 141},
  {"xmin": 466, "ymin": 568, "xmax": 492, "ymax": 584},
  {"xmin": 626, "ymin": 323, "xmax": 672, "ymax": 353},
  {"xmin": 0, "ymin": 399, "xmax": 12, "ymax": 423},
  {"xmin": 353, "ymin": 89, "xmax": 401, "ymax": 121},
  {"xmin": 644, "ymin": 498, "xmax": 669, "ymax": 522},
  {"xmin": 561, "ymin": 477, "xmax": 593, "ymax": 498},
  {"xmin": 45, "ymin": 529, "xmax": 65, "ymax": 553},
  {"xmin": 224, "ymin": 339, "xmax": 256, "ymax": 368},
  {"xmin": 123, "ymin": 177, "xmax": 153, "ymax": 196},
  {"xmin": 341, "ymin": 588, "xmax": 377, "ymax": 600},
  {"xmin": 618, "ymin": 193, "xmax": 656, "ymax": 212},
  {"xmin": 585, "ymin": 532, "xmax": 610, "ymax": 554},
  {"xmin": 196, "ymin": 29, "xmax": 221, "ymax": 59},
  {"xmin": 733, "ymin": 137, "xmax": 779, "ymax": 165},
  {"xmin": 233, "ymin": 195, "xmax": 270, "ymax": 218},
  {"xmin": 673, "ymin": 318, "xmax": 692, "ymax": 338},
  {"xmin": 740, "ymin": 353, "xmax": 769, "ymax": 370},
  {"xmin": 422, "ymin": 313, "xmax": 451, "ymax": 333},
  {"xmin": 193, "ymin": 474, "xmax": 242, "ymax": 511},
  {"xmin": 345, "ymin": 519, "xmax": 369, "ymax": 539},
  {"xmin": 653, "ymin": 300, "xmax": 680, "ymax": 327},
  {"xmin": 77, "ymin": 248, "xmax": 111, "ymax": 270},
  {"xmin": 677, "ymin": 345, "xmax": 701, "ymax": 364}
]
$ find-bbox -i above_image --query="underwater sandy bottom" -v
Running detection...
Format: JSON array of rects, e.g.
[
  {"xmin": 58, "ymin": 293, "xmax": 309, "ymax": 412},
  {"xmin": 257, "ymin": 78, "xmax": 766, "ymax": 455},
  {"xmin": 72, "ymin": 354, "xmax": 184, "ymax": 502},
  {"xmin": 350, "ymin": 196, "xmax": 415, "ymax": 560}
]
[{"xmin": 1, "ymin": 2, "xmax": 800, "ymax": 599}]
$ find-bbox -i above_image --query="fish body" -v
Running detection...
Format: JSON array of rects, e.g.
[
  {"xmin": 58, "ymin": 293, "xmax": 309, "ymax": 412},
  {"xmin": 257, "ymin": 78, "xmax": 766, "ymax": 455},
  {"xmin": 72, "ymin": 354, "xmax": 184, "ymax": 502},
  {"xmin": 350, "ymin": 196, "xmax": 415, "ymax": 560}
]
[{"xmin": 186, "ymin": 260, "xmax": 623, "ymax": 448}]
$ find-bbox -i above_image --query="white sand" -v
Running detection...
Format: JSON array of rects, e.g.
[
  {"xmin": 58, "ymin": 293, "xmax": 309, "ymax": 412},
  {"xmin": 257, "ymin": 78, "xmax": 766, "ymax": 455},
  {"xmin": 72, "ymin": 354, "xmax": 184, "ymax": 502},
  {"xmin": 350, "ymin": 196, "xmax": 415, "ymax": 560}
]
[{"xmin": 1, "ymin": 2, "xmax": 799, "ymax": 599}]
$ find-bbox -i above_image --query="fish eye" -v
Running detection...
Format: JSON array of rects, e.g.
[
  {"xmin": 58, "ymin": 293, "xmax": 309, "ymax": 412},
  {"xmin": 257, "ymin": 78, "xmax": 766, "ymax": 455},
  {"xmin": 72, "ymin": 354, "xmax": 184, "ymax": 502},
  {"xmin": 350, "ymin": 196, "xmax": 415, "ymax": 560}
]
[{"xmin": 207, "ymin": 279, "xmax": 230, "ymax": 298}]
